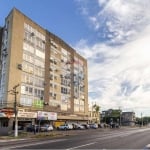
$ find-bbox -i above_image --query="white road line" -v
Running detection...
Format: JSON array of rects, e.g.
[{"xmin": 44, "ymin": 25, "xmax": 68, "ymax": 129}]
[
  {"xmin": 66, "ymin": 142, "xmax": 96, "ymax": 150},
  {"xmin": 4, "ymin": 139, "xmax": 67, "ymax": 149},
  {"xmin": 0, "ymin": 139, "xmax": 26, "ymax": 142},
  {"xmin": 144, "ymin": 144, "xmax": 150, "ymax": 149}
]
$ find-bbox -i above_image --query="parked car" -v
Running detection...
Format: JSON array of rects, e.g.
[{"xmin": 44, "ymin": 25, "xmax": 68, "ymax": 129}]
[
  {"xmin": 81, "ymin": 124, "xmax": 90, "ymax": 129},
  {"xmin": 58, "ymin": 124, "xmax": 73, "ymax": 130},
  {"xmin": 77, "ymin": 124, "xmax": 85, "ymax": 130},
  {"xmin": 72, "ymin": 123, "xmax": 85, "ymax": 130},
  {"xmin": 26, "ymin": 125, "xmax": 40, "ymax": 132},
  {"xmin": 89, "ymin": 123, "xmax": 98, "ymax": 129},
  {"xmin": 40, "ymin": 124, "xmax": 53, "ymax": 132}
]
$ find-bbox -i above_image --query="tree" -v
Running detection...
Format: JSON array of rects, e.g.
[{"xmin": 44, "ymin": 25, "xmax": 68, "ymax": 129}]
[
  {"xmin": 92, "ymin": 104, "xmax": 100, "ymax": 123},
  {"xmin": 93, "ymin": 104, "xmax": 100, "ymax": 113}
]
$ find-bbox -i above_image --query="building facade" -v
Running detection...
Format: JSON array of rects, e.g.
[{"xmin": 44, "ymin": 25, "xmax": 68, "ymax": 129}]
[
  {"xmin": 88, "ymin": 104, "xmax": 100, "ymax": 124},
  {"xmin": 0, "ymin": 8, "xmax": 88, "ymax": 130},
  {"xmin": 121, "ymin": 112, "xmax": 136, "ymax": 126}
]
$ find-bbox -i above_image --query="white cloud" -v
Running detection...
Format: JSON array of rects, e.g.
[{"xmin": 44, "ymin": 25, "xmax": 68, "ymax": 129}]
[
  {"xmin": 98, "ymin": 0, "xmax": 108, "ymax": 5},
  {"xmin": 75, "ymin": 25, "xmax": 150, "ymax": 117},
  {"xmin": 75, "ymin": 0, "xmax": 150, "ymax": 117},
  {"xmin": 76, "ymin": 0, "xmax": 150, "ymax": 44}
]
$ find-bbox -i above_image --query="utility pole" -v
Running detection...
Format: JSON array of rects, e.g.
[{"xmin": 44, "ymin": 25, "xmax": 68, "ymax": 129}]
[
  {"xmin": 119, "ymin": 107, "xmax": 122, "ymax": 126},
  {"xmin": 141, "ymin": 112, "xmax": 143, "ymax": 127},
  {"xmin": 9, "ymin": 84, "xmax": 19, "ymax": 137}
]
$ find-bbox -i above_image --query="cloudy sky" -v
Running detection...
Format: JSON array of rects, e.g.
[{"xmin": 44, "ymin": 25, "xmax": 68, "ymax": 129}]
[
  {"xmin": 75, "ymin": 0, "xmax": 150, "ymax": 117},
  {"xmin": 1, "ymin": 0, "xmax": 150, "ymax": 116}
]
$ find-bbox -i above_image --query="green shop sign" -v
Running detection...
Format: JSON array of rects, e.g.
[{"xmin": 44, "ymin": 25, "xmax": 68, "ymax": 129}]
[{"xmin": 32, "ymin": 99, "xmax": 43, "ymax": 108}]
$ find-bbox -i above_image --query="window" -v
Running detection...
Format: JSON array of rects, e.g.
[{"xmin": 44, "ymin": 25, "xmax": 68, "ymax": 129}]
[
  {"xmin": 23, "ymin": 43, "xmax": 34, "ymax": 54},
  {"xmin": 34, "ymin": 89, "xmax": 37, "ymax": 96},
  {"xmin": 54, "ymin": 76, "xmax": 57, "ymax": 80},
  {"xmin": 29, "ymin": 87, "xmax": 33, "ymax": 94}
]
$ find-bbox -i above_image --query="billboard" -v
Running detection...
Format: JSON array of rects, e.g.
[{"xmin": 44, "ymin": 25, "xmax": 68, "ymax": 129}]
[
  {"xmin": 32, "ymin": 99, "xmax": 43, "ymax": 109},
  {"xmin": 37, "ymin": 111, "xmax": 57, "ymax": 120},
  {"xmin": 17, "ymin": 111, "xmax": 37, "ymax": 118}
]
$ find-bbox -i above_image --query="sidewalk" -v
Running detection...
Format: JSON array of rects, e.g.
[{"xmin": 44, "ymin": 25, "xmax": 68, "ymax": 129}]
[{"xmin": 0, "ymin": 129, "xmax": 76, "ymax": 142}]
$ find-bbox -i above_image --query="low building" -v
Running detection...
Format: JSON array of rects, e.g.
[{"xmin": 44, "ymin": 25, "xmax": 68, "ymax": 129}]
[
  {"xmin": 121, "ymin": 112, "xmax": 136, "ymax": 126},
  {"xmin": 88, "ymin": 105, "xmax": 100, "ymax": 124}
]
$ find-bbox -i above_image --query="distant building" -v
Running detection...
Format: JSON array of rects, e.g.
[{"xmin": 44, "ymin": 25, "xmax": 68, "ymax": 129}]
[
  {"xmin": 88, "ymin": 105, "xmax": 100, "ymax": 124},
  {"xmin": 121, "ymin": 112, "xmax": 136, "ymax": 126},
  {"xmin": 101, "ymin": 109, "xmax": 121, "ymax": 125},
  {"xmin": 101, "ymin": 109, "xmax": 136, "ymax": 126}
]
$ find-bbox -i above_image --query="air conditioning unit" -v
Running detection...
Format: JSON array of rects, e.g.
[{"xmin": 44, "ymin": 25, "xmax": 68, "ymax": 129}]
[
  {"xmin": 3, "ymin": 51, "xmax": 8, "ymax": 57},
  {"xmin": 44, "ymin": 102, "xmax": 49, "ymax": 105},
  {"xmin": 30, "ymin": 32, "xmax": 35, "ymax": 37},
  {"xmin": 42, "ymin": 40, "xmax": 46, "ymax": 44},
  {"xmin": 18, "ymin": 64, "xmax": 22, "ymax": 70}
]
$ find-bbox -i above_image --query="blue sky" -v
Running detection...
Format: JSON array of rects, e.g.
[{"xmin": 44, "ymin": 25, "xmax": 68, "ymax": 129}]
[
  {"xmin": 0, "ymin": 0, "xmax": 91, "ymax": 45},
  {"xmin": 1, "ymin": 0, "xmax": 150, "ymax": 117}
]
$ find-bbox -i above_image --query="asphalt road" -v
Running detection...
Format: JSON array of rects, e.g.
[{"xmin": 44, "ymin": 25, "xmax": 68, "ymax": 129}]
[{"xmin": 1, "ymin": 127, "xmax": 150, "ymax": 149}]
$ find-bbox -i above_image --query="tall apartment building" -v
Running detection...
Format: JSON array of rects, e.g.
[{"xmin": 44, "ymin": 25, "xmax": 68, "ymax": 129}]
[{"xmin": 0, "ymin": 8, "xmax": 88, "ymax": 128}]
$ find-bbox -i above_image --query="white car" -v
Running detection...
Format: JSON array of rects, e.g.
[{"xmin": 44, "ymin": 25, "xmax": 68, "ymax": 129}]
[
  {"xmin": 40, "ymin": 125, "xmax": 53, "ymax": 132},
  {"xmin": 58, "ymin": 124, "xmax": 73, "ymax": 130},
  {"xmin": 72, "ymin": 123, "xmax": 85, "ymax": 130}
]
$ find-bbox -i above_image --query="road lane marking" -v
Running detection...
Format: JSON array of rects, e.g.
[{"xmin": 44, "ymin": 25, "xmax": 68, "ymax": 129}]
[
  {"xmin": 144, "ymin": 144, "xmax": 150, "ymax": 149},
  {"xmin": 0, "ymin": 139, "xmax": 26, "ymax": 142},
  {"xmin": 3, "ymin": 139, "xmax": 67, "ymax": 149},
  {"xmin": 66, "ymin": 142, "xmax": 96, "ymax": 150}
]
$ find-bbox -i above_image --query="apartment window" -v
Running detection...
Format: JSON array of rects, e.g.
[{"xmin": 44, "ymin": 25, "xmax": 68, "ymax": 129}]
[
  {"xmin": 23, "ymin": 42, "xmax": 34, "ymax": 54},
  {"xmin": 21, "ymin": 85, "xmax": 25, "ymax": 94},
  {"xmin": 61, "ymin": 87, "xmax": 68, "ymax": 94},
  {"xmin": 41, "ymin": 90, "xmax": 44, "ymax": 96},
  {"xmin": 29, "ymin": 87, "xmax": 33, "ymax": 94},
  {"xmin": 50, "ymin": 92, "xmax": 53, "ymax": 97},
  {"xmin": 54, "ymin": 76, "xmax": 57, "ymax": 80},
  {"xmin": 23, "ymin": 52, "xmax": 34, "ymax": 63},
  {"xmin": 25, "ymin": 86, "xmax": 28, "ymax": 93},
  {"xmin": 20, "ymin": 96, "xmax": 32, "ymax": 106},
  {"xmin": 36, "ymin": 49, "xmax": 45, "ymax": 59},
  {"xmin": 53, "ymin": 94, "xmax": 57, "ymax": 99},
  {"xmin": 34, "ymin": 89, "xmax": 37, "ymax": 96},
  {"xmin": 22, "ymin": 62, "xmax": 33, "ymax": 74}
]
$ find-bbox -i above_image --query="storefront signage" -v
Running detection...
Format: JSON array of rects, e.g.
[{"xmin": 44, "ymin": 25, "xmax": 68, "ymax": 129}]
[
  {"xmin": 0, "ymin": 112, "xmax": 7, "ymax": 117},
  {"xmin": 17, "ymin": 111, "xmax": 37, "ymax": 118},
  {"xmin": 32, "ymin": 99, "xmax": 43, "ymax": 108},
  {"xmin": 37, "ymin": 111, "xmax": 57, "ymax": 120},
  {"xmin": 0, "ymin": 109, "xmax": 14, "ymax": 118}
]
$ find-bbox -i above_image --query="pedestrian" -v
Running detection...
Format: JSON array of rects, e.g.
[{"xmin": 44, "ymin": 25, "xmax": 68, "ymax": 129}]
[{"xmin": 34, "ymin": 125, "xmax": 36, "ymax": 134}]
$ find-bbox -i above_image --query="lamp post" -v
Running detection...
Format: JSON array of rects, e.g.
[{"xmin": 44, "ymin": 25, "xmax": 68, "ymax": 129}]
[
  {"xmin": 119, "ymin": 110, "xmax": 122, "ymax": 126},
  {"xmin": 9, "ymin": 84, "xmax": 19, "ymax": 137},
  {"xmin": 14, "ymin": 84, "xmax": 19, "ymax": 137}
]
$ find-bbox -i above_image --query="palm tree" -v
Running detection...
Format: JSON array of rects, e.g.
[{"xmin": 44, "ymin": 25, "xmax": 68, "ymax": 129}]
[
  {"xmin": 92, "ymin": 104, "xmax": 100, "ymax": 123},
  {"xmin": 93, "ymin": 104, "xmax": 100, "ymax": 113}
]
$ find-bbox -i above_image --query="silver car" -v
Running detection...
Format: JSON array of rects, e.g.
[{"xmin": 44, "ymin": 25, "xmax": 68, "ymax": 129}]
[{"xmin": 40, "ymin": 124, "xmax": 53, "ymax": 132}]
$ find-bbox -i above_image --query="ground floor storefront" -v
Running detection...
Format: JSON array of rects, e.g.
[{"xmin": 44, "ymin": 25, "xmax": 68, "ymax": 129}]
[{"xmin": 0, "ymin": 108, "xmax": 89, "ymax": 135}]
